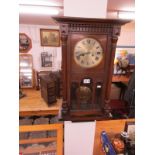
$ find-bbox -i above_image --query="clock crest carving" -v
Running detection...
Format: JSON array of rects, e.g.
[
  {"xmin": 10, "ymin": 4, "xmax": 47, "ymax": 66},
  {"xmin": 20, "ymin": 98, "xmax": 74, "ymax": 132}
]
[{"xmin": 53, "ymin": 17, "xmax": 130, "ymax": 121}]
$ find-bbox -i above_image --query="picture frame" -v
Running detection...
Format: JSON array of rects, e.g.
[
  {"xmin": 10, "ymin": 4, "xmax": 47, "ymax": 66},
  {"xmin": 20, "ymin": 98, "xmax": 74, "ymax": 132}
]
[
  {"xmin": 114, "ymin": 46, "xmax": 135, "ymax": 75},
  {"xmin": 124, "ymin": 121, "xmax": 135, "ymax": 140},
  {"xmin": 41, "ymin": 52, "xmax": 52, "ymax": 67},
  {"xmin": 40, "ymin": 29, "xmax": 60, "ymax": 47}
]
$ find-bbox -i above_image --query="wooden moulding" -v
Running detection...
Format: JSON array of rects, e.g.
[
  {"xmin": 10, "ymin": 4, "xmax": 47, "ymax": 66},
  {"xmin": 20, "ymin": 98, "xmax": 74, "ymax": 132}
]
[
  {"xmin": 19, "ymin": 123, "xmax": 63, "ymax": 155},
  {"xmin": 19, "ymin": 137, "xmax": 57, "ymax": 145}
]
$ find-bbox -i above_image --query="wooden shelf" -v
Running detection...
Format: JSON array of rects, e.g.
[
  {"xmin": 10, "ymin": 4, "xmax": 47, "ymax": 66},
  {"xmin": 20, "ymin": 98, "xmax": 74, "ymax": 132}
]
[
  {"xmin": 20, "ymin": 145, "xmax": 56, "ymax": 154},
  {"xmin": 19, "ymin": 123, "xmax": 63, "ymax": 155},
  {"xmin": 19, "ymin": 137, "xmax": 57, "ymax": 144}
]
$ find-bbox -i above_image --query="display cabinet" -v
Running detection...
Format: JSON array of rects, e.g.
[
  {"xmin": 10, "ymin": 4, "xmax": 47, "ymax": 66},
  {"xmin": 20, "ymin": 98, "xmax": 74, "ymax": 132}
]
[{"xmin": 19, "ymin": 54, "xmax": 34, "ymax": 88}]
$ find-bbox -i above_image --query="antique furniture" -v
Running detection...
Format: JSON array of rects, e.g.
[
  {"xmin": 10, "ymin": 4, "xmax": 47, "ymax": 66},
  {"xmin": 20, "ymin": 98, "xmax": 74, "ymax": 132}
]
[
  {"xmin": 36, "ymin": 70, "xmax": 62, "ymax": 98},
  {"xmin": 19, "ymin": 54, "xmax": 34, "ymax": 88},
  {"xmin": 110, "ymin": 71, "xmax": 135, "ymax": 119},
  {"xmin": 35, "ymin": 70, "xmax": 51, "ymax": 90},
  {"xmin": 40, "ymin": 75, "xmax": 57, "ymax": 105},
  {"xmin": 19, "ymin": 33, "xmax": 32, "ymax": 53},
  {"xmin": 53, "ymin": 16, "xmax": 130, "ymax": 121}
]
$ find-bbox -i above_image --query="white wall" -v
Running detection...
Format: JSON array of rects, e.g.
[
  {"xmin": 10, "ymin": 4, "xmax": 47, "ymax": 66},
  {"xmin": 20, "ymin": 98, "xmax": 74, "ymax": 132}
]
[
  {"xmin": 116, "ymin": 21, "xmax": 135, "ymax": 56},
  {"xmin": 118, "ymin": 21, "xmax": 135, "ymax": 46},
  {"xmin": 19, "ymin": 24, "xmax": 62, "ymax": 72},
  {"xmin": 64, "ymin": 121, "xmax": 96, "ymax": 155},
  {"xmin": 64, "ymin": 0, "xmax": 107, "ymax": 18}
]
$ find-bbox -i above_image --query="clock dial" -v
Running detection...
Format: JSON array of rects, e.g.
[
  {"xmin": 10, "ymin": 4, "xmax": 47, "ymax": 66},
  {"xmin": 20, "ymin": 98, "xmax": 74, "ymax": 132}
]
[{"xmin": 74, "ymin": 38, "xmax": 104, "ymax": 68}]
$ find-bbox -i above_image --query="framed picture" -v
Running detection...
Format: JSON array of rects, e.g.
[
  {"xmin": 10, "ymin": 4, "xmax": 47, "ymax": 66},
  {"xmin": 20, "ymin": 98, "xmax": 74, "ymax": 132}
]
[
  {"xmin": 19, "ymin": 33, "xmax": 32, "ymax": 53},
  {"xmin": 114, "ymin": 46, "xmax": 135, "ymax": 75},
  {"xmin": 40, "ymin": 29, "xmax": 60, "ymax": 47},
  {"xmin": 41, "ymin": 52, "xmax": 52, "ymax": 67},
  {"xmin": 124, "ymin": 121, "xmax": 135, "ymax": 141}
]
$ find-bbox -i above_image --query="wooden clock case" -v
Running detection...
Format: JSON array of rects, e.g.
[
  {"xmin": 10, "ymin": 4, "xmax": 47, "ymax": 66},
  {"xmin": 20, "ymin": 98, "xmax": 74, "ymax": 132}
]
[{"xmin": 53, "ymin": 17, "xmax": 131, "ymax": 121}]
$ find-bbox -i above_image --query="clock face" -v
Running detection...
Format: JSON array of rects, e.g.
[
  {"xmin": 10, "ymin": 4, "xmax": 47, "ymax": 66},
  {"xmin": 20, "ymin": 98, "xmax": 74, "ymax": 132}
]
[{"xmin": 74, "ymin": 38, "xmax": 104, "ymax": 68}]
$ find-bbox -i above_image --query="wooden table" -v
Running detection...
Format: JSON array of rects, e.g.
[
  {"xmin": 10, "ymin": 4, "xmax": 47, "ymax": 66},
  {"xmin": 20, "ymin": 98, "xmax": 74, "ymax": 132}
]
[
  {"xmin": 93, "ymin": 118, "xmax": 135, "ymax": 155},
  {"xmin": 112, "ymin": 75, "xmax": 130, "ymax": 83},
  {"xmin": 112, "ymin": 75, "xmax": 131, "ymax": 99},
  {"xmin": 19, "ymin": 89, "xmax": 62, "ymax": 117}
]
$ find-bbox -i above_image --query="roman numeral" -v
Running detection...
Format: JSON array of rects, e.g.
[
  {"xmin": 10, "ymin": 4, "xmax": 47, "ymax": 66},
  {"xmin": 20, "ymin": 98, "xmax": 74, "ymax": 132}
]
[
  {"xmin": 82, "ymin": 41, "xmax": 86, "ymax": 45},
  {"xmin": 77, "ymin": 46, "xmax": 81, "ymax": 49},
  {"xmin": 95, "ymin": 57, "xmax": 99, "ymax": 61},
  {"xmin": 76, "ymin": 56, "xmax": 80, "ymax": 60},
  {"xmin": 81, "ymin": 60, "xmax": 84, "ymax": 64},
  {"xmin": 75, "ymin": 51, "xmax": 80, "ymax": 55},
  {"xmin": 92, "ymin": 41, "xmax": 96, "ymax": 46},
  {"xmin": 87, "ymin": 39, "xmax": 91, "ymax": 44}
]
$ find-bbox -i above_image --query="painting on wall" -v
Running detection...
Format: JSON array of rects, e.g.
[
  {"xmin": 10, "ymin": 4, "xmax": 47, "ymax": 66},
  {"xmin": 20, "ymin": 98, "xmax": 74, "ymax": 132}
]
[
  {"xmin": 124, "ymin": 121, "xmax": 135, "ymax": 142},
  {"xmin": 114, "ymin": 47, "xmax": 135, "ymax": 75},
  {"xmin": 41, "ymin": 52, "xmax": 52, "ymax": 67},
  {"xmin": 40, "ymin": 29, "xmax": 60, "ymax": 47}
]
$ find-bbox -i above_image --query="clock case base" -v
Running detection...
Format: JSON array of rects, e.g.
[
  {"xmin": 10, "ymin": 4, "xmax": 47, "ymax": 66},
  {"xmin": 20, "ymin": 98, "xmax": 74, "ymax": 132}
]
[
  {"xmin": 60, "ymin": 113, "xmax": 109, "ymax": 122},
  {"xmin": 60, "ymin": 105, "xmax": 111, "ymax": 121}
]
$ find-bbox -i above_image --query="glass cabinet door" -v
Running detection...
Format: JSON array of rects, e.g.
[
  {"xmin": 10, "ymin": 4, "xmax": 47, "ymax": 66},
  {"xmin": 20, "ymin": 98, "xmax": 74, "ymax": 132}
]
[{"xmin": 19, "ymin": 54, "xmax": 33, "ymax": 88}]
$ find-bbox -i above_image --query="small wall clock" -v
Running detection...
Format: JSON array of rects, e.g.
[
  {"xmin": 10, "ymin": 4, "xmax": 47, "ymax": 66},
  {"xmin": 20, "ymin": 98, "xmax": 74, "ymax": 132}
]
[{"xmin": 19, "ymin": 33, "xmax": 32, "ymax": 53}]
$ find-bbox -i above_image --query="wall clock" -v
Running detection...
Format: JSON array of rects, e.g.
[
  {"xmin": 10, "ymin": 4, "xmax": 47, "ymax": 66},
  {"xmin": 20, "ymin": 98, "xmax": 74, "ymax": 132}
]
[
  {"xmin": 53, "ymin": 17, "xmax": 130, "ymax": 121},
  {"xmin": 19, "ymin": 33, "xmax": 32, "ymax": 53}
]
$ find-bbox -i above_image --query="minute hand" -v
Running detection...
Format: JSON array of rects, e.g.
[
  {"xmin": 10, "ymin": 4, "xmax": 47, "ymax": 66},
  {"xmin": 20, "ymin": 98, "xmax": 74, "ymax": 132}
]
[
  {"xmin": 84, "ymin": 51, "xmax": 91, "ymax": 55},
  {"xmin": 78, "ymin": 51, "xmax": 91, "ymax": 57}
]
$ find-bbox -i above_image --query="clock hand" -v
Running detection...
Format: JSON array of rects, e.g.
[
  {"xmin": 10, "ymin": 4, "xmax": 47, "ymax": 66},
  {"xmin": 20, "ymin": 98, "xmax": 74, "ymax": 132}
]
[
  {"xmin": 84, "ymin": 51, "xmax": 90, "ymax": 55},
  {"xmin": 78, "ymin": 51, "xmax": 90, "ymax": 57}
]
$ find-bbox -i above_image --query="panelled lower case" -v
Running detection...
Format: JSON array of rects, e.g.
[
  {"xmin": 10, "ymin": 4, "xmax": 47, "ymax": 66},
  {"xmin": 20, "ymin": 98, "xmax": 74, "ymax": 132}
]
[{"xmin": 53, "ymin": 16, "xmax": 131, "ymax": 121}]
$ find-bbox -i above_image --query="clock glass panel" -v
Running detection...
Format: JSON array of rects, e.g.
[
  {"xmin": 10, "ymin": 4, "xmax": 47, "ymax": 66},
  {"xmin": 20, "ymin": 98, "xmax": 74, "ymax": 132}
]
[{"xmin": 74, "ymin": 38, "xmax": 104, "ymax": 68}]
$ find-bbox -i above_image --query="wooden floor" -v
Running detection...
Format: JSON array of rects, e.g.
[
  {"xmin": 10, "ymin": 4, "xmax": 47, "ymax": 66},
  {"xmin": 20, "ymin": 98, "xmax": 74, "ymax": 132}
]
[
  {"xmin": 19, "ymin": 89, "xmax": 62, "ymax": 116},
  {"xmin": 93, "ymin": 118, "xmax": 135, "ymax": 155}
]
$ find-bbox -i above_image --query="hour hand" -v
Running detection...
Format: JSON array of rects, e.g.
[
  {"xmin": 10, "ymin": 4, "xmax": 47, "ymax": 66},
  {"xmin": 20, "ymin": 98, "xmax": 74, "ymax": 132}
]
[
  {"xmin": 85, "ymin": 51, "xmax": 90, "ymax": 55},
  {"xmin": 77, "ymin": 53, "xmax": 85, "ymax": 57},
  {"xmin": 76, "ymin": 51, "xmax": 90, "ymax": 57},
  {"xmin": 80, "ymin": 51, "xmax": 90, "ymax": 56}
]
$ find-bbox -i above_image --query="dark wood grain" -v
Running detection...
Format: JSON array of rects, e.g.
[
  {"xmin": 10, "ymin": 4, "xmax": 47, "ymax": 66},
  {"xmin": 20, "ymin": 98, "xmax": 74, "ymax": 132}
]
[{"xmin": 53, "ymin": 16, "xmax": 131, "ymax": 121}]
